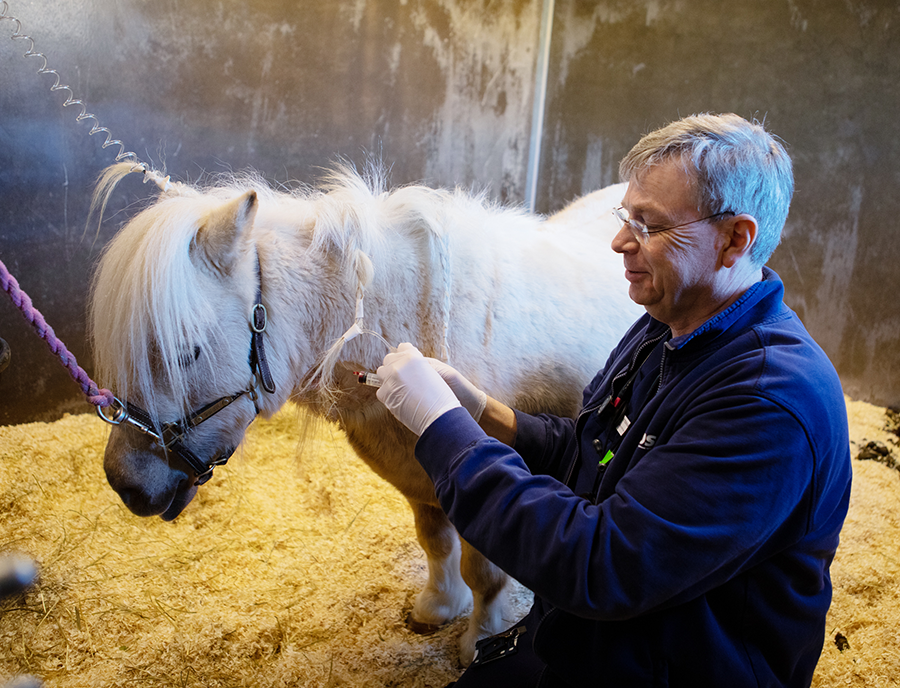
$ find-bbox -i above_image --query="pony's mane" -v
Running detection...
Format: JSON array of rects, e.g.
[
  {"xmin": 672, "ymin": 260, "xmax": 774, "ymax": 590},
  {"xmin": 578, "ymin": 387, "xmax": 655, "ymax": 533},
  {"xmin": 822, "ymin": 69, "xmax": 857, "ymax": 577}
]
[
  {"xmin": 91, "ymin": 194, "xmax": 226, "ymax": 420},
  {"xmin": 298, "ymin": 163, "xmax": 491, "ymax": 402}
]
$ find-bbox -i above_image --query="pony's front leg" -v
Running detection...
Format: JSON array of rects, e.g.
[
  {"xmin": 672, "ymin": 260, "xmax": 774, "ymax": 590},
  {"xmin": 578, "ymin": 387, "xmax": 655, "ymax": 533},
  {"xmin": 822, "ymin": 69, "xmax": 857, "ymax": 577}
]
[
  {"xmin": 407, "ymin": 500, "xmax": 473, "ymax": 634},
  {"xmin": 458, "ymin": 538, "xmax": 510, "ymax": 665}
]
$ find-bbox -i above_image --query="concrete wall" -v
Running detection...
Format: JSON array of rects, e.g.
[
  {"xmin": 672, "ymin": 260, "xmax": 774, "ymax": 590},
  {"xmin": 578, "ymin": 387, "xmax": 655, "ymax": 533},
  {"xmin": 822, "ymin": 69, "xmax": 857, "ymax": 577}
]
[
  {"xmin": 536, "ymin": 0, "xmax": 900, "ymax": 409},
  {"xmin": 1, "ymin": 0, "xmax": 897, "ymax": 425}
]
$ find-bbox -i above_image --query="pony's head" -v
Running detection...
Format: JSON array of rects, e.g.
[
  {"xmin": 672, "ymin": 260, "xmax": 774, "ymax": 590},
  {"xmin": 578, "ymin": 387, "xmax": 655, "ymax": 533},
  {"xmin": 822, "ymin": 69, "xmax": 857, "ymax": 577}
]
[{"xmin": 91, "ymin": 165, "xmax": 270, "ymax": 520}]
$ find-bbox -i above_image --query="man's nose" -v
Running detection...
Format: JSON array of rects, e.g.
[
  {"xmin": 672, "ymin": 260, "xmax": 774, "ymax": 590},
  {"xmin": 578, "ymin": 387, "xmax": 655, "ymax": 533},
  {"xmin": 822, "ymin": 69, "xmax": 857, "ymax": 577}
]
[{"xmin": 611, "ymin": 223, "xmax": 639, "ymax": 253}]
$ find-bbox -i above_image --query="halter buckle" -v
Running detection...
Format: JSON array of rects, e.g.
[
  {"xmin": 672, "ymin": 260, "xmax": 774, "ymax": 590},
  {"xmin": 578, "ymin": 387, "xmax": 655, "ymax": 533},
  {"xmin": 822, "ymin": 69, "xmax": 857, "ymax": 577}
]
[{"xmin": 251, "ymin": 303, "xmax": 268, "ymax": 333}]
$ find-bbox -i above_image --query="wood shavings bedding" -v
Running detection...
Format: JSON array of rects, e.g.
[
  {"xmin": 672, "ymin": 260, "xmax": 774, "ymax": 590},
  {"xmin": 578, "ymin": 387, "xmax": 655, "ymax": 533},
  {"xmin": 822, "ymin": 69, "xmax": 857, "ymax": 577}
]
[{"xmin": 0, "ymin": 398, "xmax": 897, "ymax": 687}]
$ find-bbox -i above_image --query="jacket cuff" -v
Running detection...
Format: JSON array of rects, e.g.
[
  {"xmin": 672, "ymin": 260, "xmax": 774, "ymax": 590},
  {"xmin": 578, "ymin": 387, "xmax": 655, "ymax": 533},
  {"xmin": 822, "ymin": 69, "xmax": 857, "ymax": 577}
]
[
  {"xmin": 512, "ymin": 408, "xmax": 553, "ymax": 473},
  {"xmin": 415, "ymin": 407, "xmax": 485, "ymax": 481}
]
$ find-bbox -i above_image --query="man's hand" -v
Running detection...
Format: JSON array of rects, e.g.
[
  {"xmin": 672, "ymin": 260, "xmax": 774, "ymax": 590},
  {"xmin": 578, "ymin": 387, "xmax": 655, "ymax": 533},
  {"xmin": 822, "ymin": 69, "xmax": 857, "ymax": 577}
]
[
  {"xmin": 427, "ymin": 359, "xmax": 488, "ymax": 423},
  {"xmin": 376, "ymin": 343, "xmax": 461, "ymax": 436}
]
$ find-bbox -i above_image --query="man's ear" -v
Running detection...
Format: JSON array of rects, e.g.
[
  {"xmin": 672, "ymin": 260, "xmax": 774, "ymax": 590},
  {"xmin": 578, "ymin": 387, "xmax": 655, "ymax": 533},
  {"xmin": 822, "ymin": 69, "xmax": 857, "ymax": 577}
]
[
  {"xmin": 192, "ymin": 190, "xmax": 258, "ymax": 274},
  {"xmin": 721, "ymin": 213, "xmax": 758, "ymax": 268}
]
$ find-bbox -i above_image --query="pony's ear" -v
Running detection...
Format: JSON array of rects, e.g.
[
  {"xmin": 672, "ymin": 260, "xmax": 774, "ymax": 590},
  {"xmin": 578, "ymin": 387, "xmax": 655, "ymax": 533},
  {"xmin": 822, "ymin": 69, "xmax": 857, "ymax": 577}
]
[{"xmin": 193, "ymin": 190, "xmax": 258, "ymax": 274}]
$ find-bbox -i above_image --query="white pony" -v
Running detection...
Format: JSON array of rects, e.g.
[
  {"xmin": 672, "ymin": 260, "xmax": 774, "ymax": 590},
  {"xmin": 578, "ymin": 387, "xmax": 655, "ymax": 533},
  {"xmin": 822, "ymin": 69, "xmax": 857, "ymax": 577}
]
[{"xmin": 89, "ymin": 162, "xmax": 643, "ymax": 664}]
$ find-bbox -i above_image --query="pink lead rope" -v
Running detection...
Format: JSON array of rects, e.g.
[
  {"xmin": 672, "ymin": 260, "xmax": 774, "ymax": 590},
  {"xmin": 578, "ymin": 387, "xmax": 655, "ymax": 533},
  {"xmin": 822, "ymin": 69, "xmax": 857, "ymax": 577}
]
[{"xmin": 0, "ymin": 256, "xmax": 114, "ymax": 409}]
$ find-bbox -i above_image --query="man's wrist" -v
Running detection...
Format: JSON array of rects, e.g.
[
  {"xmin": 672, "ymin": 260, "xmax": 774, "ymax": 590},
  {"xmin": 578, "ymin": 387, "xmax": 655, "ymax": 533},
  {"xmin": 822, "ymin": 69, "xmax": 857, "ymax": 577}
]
[{"xmin": 477, "ymin": 396, "xmax": 517, "ymax": 446}]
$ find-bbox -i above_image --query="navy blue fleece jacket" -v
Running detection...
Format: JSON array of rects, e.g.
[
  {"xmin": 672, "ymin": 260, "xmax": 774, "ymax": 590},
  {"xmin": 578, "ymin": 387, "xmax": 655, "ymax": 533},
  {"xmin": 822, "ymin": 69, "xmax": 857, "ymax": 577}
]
[{"xmin": 415, "ymin": 268, "xmax": 851, "ymax": 687}]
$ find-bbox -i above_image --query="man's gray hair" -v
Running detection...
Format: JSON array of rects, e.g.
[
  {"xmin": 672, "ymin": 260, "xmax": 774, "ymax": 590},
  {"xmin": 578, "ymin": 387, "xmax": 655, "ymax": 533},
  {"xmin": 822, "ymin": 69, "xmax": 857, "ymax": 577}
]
[{"xmin": 619, "ymin": 113, "xmax": 794, "ymax": 267}]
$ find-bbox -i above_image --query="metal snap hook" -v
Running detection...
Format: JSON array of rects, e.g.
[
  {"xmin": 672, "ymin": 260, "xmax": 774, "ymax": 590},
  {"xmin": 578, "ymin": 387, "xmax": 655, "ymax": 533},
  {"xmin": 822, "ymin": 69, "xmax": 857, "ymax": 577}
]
[{"xmin": 96, "ymin": 397, "xmax": 128, "ymax": 425}]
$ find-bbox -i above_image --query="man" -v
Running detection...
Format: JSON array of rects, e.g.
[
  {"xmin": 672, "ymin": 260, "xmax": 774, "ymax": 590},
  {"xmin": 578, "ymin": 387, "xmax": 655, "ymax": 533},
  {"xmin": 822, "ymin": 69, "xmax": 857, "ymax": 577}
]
[{"xmin": 376, "ymin": 113, "xmax": 852, "ymax": 687}]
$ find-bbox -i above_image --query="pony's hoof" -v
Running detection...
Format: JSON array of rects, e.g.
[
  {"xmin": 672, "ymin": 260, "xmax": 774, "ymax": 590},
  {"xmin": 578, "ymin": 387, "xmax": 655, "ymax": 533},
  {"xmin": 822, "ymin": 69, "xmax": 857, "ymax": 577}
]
[
  {"xmin": 458, "ymin": 631, "xmax": 478, "ymax": 667},
  {"xmin": 406, "ymin": 611, "xmax": 442, "ymax": 635}
]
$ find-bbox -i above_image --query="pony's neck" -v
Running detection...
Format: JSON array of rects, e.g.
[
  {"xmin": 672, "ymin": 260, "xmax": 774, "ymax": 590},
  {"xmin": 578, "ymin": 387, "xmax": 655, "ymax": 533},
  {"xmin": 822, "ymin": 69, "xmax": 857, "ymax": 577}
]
[
  {"xmin": 248, "ymin": 181, "xmax": 458, "ymax": 407},
  {"xmin": 350, "ymin": 221, "xmax": 452, "ymax": 363}
]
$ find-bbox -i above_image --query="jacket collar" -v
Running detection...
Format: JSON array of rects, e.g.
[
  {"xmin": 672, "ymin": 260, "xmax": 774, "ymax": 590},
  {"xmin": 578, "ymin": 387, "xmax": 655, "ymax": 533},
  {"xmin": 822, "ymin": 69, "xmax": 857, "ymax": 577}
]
[
  {"xmin": 654, "ymin": 266, "xmax": 787, "ymax": 355},
  {"xmin": 642, "ymin": 266, "xmax": 787, "ymax": 362}
]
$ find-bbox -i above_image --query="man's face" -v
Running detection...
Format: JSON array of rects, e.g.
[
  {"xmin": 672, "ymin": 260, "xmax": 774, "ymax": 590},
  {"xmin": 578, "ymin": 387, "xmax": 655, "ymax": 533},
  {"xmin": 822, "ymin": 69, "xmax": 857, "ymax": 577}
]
[{"xmin": 612, "ymin": 160, "xmax": 728, "ymax": 335}]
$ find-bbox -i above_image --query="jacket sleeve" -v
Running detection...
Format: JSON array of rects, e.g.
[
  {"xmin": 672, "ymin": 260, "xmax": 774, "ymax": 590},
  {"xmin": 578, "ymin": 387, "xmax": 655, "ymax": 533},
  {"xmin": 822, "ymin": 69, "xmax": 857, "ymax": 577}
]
[
  {"xmin": 511, "ymin": 409, "xmax": 577, "ymax": 479},
  {"xmin": 415, "ymin": 392, "xmax": 837, "ymax": 621}
]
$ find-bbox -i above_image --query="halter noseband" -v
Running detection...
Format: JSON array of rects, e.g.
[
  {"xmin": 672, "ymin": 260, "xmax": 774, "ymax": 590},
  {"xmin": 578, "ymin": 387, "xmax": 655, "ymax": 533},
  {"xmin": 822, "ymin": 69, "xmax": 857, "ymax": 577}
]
[{"xmin": 97, "ymin": 255, "xmax": 276, "ymax": 486}]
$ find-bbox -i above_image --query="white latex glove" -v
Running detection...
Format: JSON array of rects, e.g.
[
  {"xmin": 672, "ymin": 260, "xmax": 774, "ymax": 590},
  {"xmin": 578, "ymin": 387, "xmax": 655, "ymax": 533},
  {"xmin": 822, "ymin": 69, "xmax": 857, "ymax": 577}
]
[
  {"xmin": 376, "ymin": 343, "xmax": 462, "ymax": 436},
  {"xmin": 427, "ymin": 359, "xmax": 488, "ymax": 423}
]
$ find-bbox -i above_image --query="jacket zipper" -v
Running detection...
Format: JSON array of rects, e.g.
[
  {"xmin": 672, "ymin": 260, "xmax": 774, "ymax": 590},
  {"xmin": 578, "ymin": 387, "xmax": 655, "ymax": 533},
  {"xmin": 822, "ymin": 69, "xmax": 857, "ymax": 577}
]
[{"xmin": 562, "ymin": 328, "xmax": 669, "ymax": 488}]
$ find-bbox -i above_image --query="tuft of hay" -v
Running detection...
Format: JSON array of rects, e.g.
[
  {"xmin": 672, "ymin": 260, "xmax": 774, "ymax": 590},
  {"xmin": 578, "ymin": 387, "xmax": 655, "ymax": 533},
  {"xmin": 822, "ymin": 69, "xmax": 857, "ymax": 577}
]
[{"xmin": 0, "ymin": 398, "xmax": 898, "ymax": 686}]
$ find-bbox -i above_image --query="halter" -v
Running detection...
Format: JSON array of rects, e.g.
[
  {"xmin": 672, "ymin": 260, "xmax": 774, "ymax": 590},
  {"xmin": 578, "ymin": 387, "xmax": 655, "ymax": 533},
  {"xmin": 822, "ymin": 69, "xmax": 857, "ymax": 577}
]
[{"xmin": 97, "ymin": 254, "xmax": 276, "ymax": 486}]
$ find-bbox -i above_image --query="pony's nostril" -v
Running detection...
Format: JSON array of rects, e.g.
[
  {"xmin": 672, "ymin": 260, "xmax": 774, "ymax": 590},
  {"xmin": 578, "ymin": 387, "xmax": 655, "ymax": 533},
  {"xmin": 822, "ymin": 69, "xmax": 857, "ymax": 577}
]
[
  {"xmin": 118, "ymin": 489, "xmax": 136, "ymax": 508},
  {"xmin": 116, "ymin": 487, "xmax": 166, "ymax": 518}
]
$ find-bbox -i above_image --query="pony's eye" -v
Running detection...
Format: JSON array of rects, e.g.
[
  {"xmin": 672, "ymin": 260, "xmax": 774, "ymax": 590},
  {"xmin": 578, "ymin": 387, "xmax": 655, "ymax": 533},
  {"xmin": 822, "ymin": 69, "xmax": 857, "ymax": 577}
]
[{"xmin": 177, "ymin": 346, "xmax": 202, "ymax": 368}]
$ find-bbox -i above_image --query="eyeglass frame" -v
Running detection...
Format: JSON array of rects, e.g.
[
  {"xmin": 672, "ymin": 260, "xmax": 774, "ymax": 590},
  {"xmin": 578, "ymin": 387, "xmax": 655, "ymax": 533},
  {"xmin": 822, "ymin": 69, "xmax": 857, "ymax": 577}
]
[{"xmin": 612, "ymin": 206, "xmax": 735, "ymax": 244}]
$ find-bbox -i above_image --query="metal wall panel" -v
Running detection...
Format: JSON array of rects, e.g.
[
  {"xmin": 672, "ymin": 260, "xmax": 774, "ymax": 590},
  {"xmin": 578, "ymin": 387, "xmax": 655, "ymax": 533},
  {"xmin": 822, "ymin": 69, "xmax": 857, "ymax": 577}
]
[{"xmin": 2, "ymin": 0, "xmax": 898, "ymax": 424}]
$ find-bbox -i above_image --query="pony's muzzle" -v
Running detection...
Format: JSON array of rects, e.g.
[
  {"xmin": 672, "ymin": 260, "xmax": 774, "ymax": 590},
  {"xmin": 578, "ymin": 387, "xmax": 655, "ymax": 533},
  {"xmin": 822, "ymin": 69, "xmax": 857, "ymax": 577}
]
[{"xmin": 103, "ymin": 425, "xmax": 195, "ymax": 518}]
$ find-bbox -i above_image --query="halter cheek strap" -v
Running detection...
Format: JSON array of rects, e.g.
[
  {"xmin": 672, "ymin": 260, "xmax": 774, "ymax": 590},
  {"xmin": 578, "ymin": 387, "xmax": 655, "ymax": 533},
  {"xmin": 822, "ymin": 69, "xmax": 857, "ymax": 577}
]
[{"xmin": 250, "ymin": 262, "xmax": 275, "ymax": 395}]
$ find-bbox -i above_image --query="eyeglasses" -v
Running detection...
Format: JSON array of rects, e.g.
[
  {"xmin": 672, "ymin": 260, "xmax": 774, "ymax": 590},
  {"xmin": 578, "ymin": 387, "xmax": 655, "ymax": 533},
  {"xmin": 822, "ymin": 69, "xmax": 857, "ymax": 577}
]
[{"xmin": 612, "ymin": 206, "xmax": 734, "ymax": 244}]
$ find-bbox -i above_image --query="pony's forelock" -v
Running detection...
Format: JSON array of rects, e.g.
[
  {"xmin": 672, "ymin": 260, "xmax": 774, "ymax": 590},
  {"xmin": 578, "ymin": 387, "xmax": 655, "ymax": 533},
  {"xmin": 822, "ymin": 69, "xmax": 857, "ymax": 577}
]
[{"xmin": 90, "ymin": 194, "xmax": 234, "ymax": 421}]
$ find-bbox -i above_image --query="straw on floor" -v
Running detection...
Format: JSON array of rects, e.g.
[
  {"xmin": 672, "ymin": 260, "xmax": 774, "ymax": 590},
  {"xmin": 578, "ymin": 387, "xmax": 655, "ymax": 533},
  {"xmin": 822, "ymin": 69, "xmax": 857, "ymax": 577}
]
[{"xmin": 0, "ymin": 398, "xmax": 897, "ymax": 687}]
